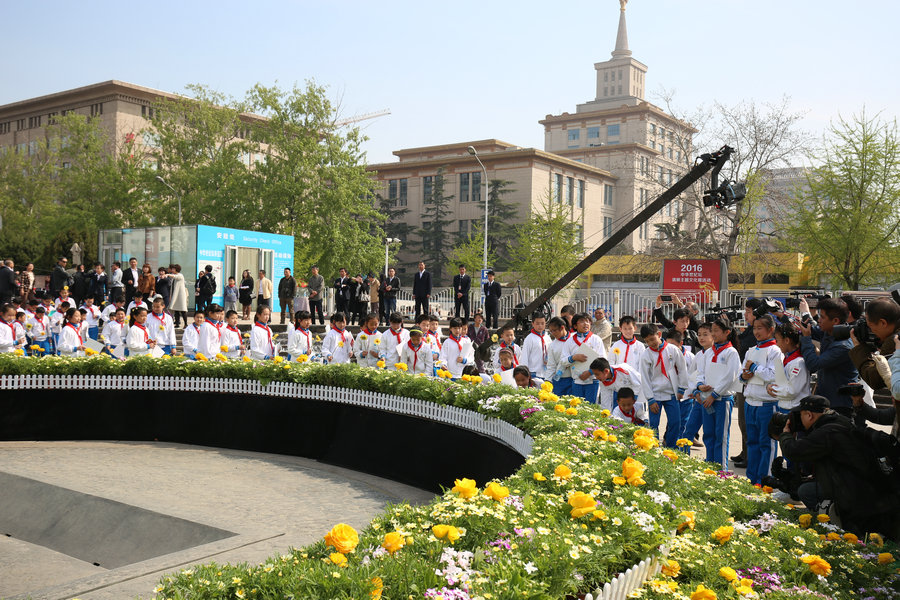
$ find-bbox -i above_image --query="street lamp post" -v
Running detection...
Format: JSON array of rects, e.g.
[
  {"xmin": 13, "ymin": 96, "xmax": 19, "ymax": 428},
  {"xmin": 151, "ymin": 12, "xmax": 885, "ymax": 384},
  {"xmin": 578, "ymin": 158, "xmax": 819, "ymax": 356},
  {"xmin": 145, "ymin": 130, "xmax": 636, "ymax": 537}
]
[
  {"xmin": 155, "ymin": 175, "xmax": 182, "ymax": 226},
  {"xmin": 385, "ymin": 238, "xmax": 400, "ymax": 279},
  {"xmin": 466, "ymin": 146, "xmax": 489, "ymax": 276}
]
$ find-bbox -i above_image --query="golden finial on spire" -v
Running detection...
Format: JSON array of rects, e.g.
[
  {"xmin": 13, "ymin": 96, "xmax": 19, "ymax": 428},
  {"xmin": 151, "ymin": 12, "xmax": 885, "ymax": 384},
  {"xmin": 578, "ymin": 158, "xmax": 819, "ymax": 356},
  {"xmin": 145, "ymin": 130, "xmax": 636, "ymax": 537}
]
[{"xmin": 620, "ymin": 0, "xmax": 628, "ymax": 11}]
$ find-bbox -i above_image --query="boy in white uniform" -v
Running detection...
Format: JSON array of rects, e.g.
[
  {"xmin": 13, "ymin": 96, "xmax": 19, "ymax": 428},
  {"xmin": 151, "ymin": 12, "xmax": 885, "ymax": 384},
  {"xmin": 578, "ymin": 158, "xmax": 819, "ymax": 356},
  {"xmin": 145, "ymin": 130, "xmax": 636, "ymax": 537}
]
[
  {"xmin": 611, "ymin": 387, "xmax": 647, "ymax": 425},
  {"xmin": 182, "ymin": 312, "xmax": 204, "ymax": 358},
  {"xmin": 355, "ymin": 312, "xmax": 382, "ymax": 368},
  {"xmin": 322, "ymin": 313, "xmax": 353, "ymax": 364},
  {"xmin": 400, "ymin": 328, "xmax": 433, "ymax": 375},
  {"xmin": 521, "ymin": 315, "xmax": 550, "ymax": 378},
  {"xmin": 492, "ymin": 324, "xmax": 522, "ymax": 371},
  {"xmin": 28, "ymin": 306, "xmax": 52, "ymax": 356},
  {"xmin": 563, "ymin": 313, "xmax": 607, "ymax": 401},
  {"xmin": 81, "ymin": 297, "xmax": 101, "ymax": 339},
  {"xmin": 638, "ymin": 323, "xmax": 688, "ymax": 449},
  {"xmin": 101, "ymin": 307, "xmax": 128, "ymax": 356},
  {"xmin": 609, "ymin": 316, "xmax": 645, "ymax": 370},
  {"xmin": 147, "ymin": 297, "xmax": 176, "ymax": 355},
  {"xmin": 768, "ymin": 322, "xmax": 810, "ymax": 412},
  {"xmin": 199, "ymin": 305, "xmax": 225, "ymax": 359},
  {"xmin": 545, "ymin": 317, "xmax": 574, "ymax": 396},
  {"xmin": 590, "ymin": 357, "xmax": 642, "ymax": 411},
  {"xmin": 439, "ymin": 317, "xmax": 474, "ymax": 379},
  {"xmin": 221, "ymin": 310, "xmax": 244, "ymax": 359},
  {"xmin": 126, "ymin": 307, "xmax": 156, "ymax": 357},
  {"xmin": 287, "ymin": 310, "xmax": 314, "ymax": 361},
  {"xmin": 380, "ymin": 312, "xmax": 409, "ymax": 369},
  {"xmin": 0, "ymin": 305, "xmax": 21, "ymax": 353},
  {"xmin": 101, "ymin": 299, "xmax": 125, "ymax": 329},
  {"xmin": 694, "ymin": 317, "xmax": 742, "ymax": 468}
]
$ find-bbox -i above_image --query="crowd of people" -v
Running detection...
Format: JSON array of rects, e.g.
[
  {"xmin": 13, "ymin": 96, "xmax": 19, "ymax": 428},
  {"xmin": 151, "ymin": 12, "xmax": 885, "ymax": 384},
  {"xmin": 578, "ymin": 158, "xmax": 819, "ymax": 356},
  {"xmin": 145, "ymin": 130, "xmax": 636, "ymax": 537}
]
[{"xmin": 3, "ymin": 255, "xmax": 900, "ymax": 538}]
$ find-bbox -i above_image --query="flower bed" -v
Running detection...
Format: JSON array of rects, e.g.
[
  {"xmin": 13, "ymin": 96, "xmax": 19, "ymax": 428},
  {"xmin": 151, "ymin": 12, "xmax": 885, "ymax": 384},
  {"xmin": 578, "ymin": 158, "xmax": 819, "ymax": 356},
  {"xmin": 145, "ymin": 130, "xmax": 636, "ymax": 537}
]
[{"xmin": 1, "ymin": 355, "xmax": 898, "ymax": 599}]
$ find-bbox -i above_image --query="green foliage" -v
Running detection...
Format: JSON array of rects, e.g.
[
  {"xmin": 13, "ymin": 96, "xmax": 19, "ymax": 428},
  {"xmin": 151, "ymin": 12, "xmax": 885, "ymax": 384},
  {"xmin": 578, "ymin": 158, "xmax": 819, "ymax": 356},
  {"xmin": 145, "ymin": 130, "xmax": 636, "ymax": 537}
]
[
  {"xmin": 508, "ymin": 190, "xmax": 582, "ymax": 288},
  {"xmin": 418, "ymin": 166, "xmax": 455, "ymax": 285},
  {"xmin": 780, "ymin": 111, "xmax": 900, "ymax": 289},
  {"xmin": 446, "ymin": 224, "xmax": 495, "ymax": 280},
  {"xmin": 487, "ymin": 179, "xmax": 518, "ymax": 270}
]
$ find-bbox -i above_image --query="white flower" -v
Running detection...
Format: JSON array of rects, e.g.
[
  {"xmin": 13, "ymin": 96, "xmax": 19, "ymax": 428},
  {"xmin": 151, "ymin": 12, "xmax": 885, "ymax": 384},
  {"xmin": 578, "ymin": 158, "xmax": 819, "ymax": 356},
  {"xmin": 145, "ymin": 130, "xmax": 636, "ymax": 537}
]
[{"xmin": 523, "ymin": 561, "xmax": 538, "ymax": 574}]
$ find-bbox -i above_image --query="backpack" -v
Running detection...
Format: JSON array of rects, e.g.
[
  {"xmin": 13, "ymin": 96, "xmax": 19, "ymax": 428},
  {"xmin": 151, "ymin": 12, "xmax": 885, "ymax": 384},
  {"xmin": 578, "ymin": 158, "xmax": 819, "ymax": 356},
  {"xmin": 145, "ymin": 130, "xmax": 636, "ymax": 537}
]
[{"xmin": 201, "ymin": 275, "xmax": 216, "ymax": 296}]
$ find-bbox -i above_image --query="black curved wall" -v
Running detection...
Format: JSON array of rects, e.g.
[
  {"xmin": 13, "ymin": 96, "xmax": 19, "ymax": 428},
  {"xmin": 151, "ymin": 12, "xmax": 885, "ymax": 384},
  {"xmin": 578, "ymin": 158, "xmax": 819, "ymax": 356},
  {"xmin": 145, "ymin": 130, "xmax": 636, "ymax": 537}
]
[{"xmin": 0, "ymin": 389, "xmax": 525, "ymax": 494}]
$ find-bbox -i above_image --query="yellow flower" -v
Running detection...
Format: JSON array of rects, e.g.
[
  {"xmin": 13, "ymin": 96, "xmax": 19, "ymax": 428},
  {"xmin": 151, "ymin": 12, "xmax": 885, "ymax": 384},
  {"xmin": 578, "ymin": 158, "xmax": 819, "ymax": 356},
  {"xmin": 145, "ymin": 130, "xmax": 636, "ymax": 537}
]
[
  {"xmin": 612, "ymin": 476, "xmax": 627, "ymax": 486},
  {"xmin": 661, "ymin": 559, "xmax": 680, "ymax": 578},
  {"xmin": 798, "ymin": 513, "xmax": 812, "ymax": 528},
  {"xmin": 591, "ymin": 509, "xmax": 607, "ymax": 521},
  {"xmin": 452, "ymin": 478, "xmax": 478, "ymax": 499},
  {"xmin": 324, "ymin": 523, "xmax": 359, "ymax": 554},
  {"xmin": 800, "ymin": 554, "xmax": 831, "ymax": 576},
  {"xmin": 567, "ymin": 491, "xmax": 597, "ymax": 518},
  {"xmin": 215, "ymin": 353, "xmax": 227, "ymax": 362},
  {"xmin": 613, "ymin": 347, "xmax": 621, "ymax": 355},
  {"xmin": 272, "ymin": 355, "xmax": 283, "ymax": 363},
  {"xmin": 735, "ymin": 583, "xmax": 754, "ymax": 597},
  {"xmin": 843, "ymin": 533, "xmax": 859, "ymax": 544},
  {"xmin": 220, "ymin": 345, "xmax": 229, "ymax": 352},
  {"xmin": 14, "ymin": 348, "xmax": 25, "ymax": 356},
  {"xmin": 315, "ymin": 335, "xmax": 322, "ymax": 341},
  {"xmin": 381, "ymin": 531, "xmax": 405, "ymax": 555},
  {"xmin": 690, "ymin": 584, "xmax": 717, "ymax": 600},
  {"xmin": 243, "ymin": 333, "xmax": 250, "ymax": 338},
  {"xmin": 568, "ymin": 397, "xmax": 581, "ymax": 407},
  {"xmin": 719, "ymin": 566, "xmax": 737, "ymax": 582},
  {"xmin": 337, "ymin": 341, "xmax": 344, "ymax": 347},
  {"xmin": 662, "ymin": 449, "xmax": 678, "ymax": 461},
  {"xmin": 554, "ymin": 404, "xmax": 565, "ymax": 413},
  {"xmin": 492, "ymin": 373, "xmax": 502, "ymax": 383},
  {"xmin": 622, "ymin": 456, "xmax": 645, "ymax": 485},
  {"xmin": 328, "ymin": 552, "xmax": 348, "ymax": 567},
  {"xmin": 195, "ymin": 352, "xmax": 208, "ymax": 361},
  {"xmin": 870, "ymin": 533, "xmax": 885, "ymax": 547},
  {"xmin": 296, "ymin": 354, "xmax": 309, "ymax": 363},
  {"xmin": 761, "ymin": 485, "xmax": 774, "ymax": 493},
  {"xmin": 370, "ymin": 576, "xmax": 384, "ymax": 599},
  {"xmin": 540, "ymin": 381, "xmax": 553, "ymax": 392},
  {"xmin": 359, "ymin": 334, "xmax": 367, "ymax": 341},
  {"xmin": 634, "ymin": 434, "xmax": 659, "ymax": 450},
  {"xmin": 608, "ymin": 434, "xmax": 618, "ymax": 442},
  {"xmin": 826, "ymin": 532, "xmax": 840, "ymax": 541},
  {"xmin": 600, "ymin": 409, "xmax": 611, "ymax": 417},
  {"xmin": 374, "ymin": 338, "xmax": 381, "ymax": 345},
  {"xmin": 675, "ymin": 438, "xmax": 692, "ymax": 448},
  {"xmin": 395, "ymin": 362, "xmax": 408, "ymax": 371},
  {"xmin": 817, "ymin": 514, "xmax": 830, "ymax": 523},
  {"xmin": 377, "ymin": 360, "xmax": 386, "ymax": 368},
  {"xmin": 593, "ymin": 428, "xmax": 608, "ymax": 441},
  {"xmin": 554, "ymin": 464, "xmax": 572, "ymax": 480},
  {"xmin": 491, "ymin": 334, "xmax": 499, "ymax": 342},
  {"xmin": 432, "ymin": 524, "xmax": 461, "ymax": 543},
  {"xmin": 533, "ymin": 472, "xmax": 546, "ymax": 481},
  {"xmin": 84, "ymin": 348, "xmax": 97, "ymax": 356},
  {"xmin": 712, "ymin": 526, "xmax": 734, "ymax": 544},
  {"xmin": 565, "ymin": 407, "xmax": 578, "ymax": 416},
  {"xmin": 678, "ymin": 511, "xmax": 696, "ymax": 533},
  {"xmin": 483, "ymin": 482, "xmax": 509, "ymax": 502},
  {"xmin": 242, "ymin": 356, "xmax": 252, "ymax": 362},
  {"xmin": 29, "ymin": 344, "xmax": 39, "ymax": 351},
  {"xmin": 878, "ymin": 552, "xmax": 894, "ymax": 564},
  {"xmin": 159, "ymin": 325, "xmax": 165, "ymax": 331}
]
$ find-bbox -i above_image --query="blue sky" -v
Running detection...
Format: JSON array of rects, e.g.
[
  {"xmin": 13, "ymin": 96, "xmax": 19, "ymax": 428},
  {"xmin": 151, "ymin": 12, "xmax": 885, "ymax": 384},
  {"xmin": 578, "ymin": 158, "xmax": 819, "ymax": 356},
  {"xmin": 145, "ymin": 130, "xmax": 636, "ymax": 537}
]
[{"xmin": 2, "ymin": 1, "xmax": 897, "ymax": 163}]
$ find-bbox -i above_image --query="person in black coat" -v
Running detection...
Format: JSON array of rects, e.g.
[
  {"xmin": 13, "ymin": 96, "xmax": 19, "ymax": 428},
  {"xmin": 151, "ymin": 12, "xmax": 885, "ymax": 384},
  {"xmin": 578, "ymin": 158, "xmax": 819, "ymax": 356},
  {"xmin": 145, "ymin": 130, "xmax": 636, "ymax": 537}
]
[
  {"xmin": 453, "ymin": 264, "xmax": 471, "ymax": 322},
  {"xmin": 412, "ymin": 261, "xmax": 431, "ymax": 319},
  {"xmin": 0, "ymin": 260, "xmax": 19, "ymax": 305},
  {"xmin": 71, "ymin": 265, "xmax": 88, "ymax": 306},
  {"xmin": 122, "ymin": 257, "xmax": 140, "ymax": 305},
  {"xmin": 49, "ymin": 257, "xmax": 70, "ymax": 297},
  {"xmin": 88, "ymin": 264, "xmax": 108, "ymax": 304},
  {"xmin": 155, "ymin": 267, "xmax": 172, "ymax": 307},
  {"xmin": 334, "ymin": 268, "xmax": 351, "ymax": 317},
  {"xmin": 483, "ymin": 270, "xmax": 501, "ymax": 329}
]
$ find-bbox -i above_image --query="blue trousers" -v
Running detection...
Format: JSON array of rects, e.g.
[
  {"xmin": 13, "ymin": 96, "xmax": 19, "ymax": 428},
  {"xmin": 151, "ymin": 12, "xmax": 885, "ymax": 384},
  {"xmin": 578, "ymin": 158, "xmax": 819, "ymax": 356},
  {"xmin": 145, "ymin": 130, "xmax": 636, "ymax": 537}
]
[
  {"xmin": 574, "ymin": 380, "xmax": 600, "ymax": 403},
  {"xmin": 553, "ymin": 376, "xmax": 574, "ymax": 397},
  {"xmin": 746, "ymin": 402, "xmax": 778, "ymax": 485},
  {"xmin": 160, "ymin": 345, "xmax": 174, "ymax": 355},
  {"xmin": 702, "ymin": 396, "xmax": 733, "ymax": 469},
  {"xmin": 678, "ymin": 399, "xmax": 696, "ymax": 453},
  {"xmin": 31, "ymin": 340, "xmax": 52, "ymax": 356},
  {"xmin": 88, "ymin": 326, "xmax": 99, "ymax": 340},
  {"xmin": 682, "ymin": 397, "xmax": 705, "ymax": 441},
  {"xmin": 775, "ymin": 406, "xmax": 793, "ymax": 468},
  {"xmin": 649, "ymin": 395, "xmax": 681, "ymax": 448}
]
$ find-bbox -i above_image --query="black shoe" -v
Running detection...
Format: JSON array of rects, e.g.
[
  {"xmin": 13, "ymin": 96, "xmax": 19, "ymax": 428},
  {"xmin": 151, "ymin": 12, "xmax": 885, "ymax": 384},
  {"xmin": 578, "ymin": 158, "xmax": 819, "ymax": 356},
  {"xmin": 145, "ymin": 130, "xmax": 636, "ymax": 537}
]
[
  {"xmin": 692, "ymin": 440, "xmax": 704, "ymax": 448},
  {"xmin": 732, "ymin": 459, "xmax": 748, "ymax": 469},
  {"xmin": 730, "ymin": 454, "xmax": 745, "ymax": 462}
]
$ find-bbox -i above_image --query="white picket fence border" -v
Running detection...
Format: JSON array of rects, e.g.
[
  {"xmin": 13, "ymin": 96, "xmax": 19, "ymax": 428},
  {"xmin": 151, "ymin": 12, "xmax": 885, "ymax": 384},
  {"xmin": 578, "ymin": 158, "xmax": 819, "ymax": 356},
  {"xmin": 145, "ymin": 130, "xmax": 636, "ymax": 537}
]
[{"xmin": 0, "ymin": 375, "xmax": 533, "ymax": 457}]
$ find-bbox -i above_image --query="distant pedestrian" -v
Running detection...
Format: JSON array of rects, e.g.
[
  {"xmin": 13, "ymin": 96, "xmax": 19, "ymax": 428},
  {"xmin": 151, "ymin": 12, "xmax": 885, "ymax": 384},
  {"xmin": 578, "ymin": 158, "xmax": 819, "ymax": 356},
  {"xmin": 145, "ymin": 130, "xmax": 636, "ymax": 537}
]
[
  {"xmin": 239, "ymin": 269, "xmax": 254, "ymax": 319},
  {"xmin": 257, "ymin": 270, "xmax": 272, "ymax": 308},
  {"xmin": 453, "ymin": 264, "xmax": 471, "ymax": 321},
  {"xmin": 223, "ymin": 276, "xmax": 239, "ymax": 313},
  {"xmin": 379, "ymin": 267, "xmax": 400, "ymax": 325},
  {"xmin": 334, "ymin": 268, "xmax": 350, "ymax": 317},
  {"xmin": 278, "ymin": 268, "xmax": 296, "ymax": 324},
  {"xmin": 307, "ymin": 265, "xmax": 325, "ymax": 325},
  {"xmin": 483, "ymin": 270, "xmax": 501, "ymax": 329},
  {"xmin": 412, "ymin": 261, "xmax": 431, "ymax": 319}
]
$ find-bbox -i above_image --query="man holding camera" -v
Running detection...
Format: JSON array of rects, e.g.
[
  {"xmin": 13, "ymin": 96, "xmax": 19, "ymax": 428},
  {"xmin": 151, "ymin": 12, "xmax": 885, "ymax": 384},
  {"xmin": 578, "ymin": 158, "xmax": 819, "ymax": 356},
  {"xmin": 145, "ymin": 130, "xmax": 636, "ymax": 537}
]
[
  {"xmin": 798, "ymin": 297, "xmax": 858, "ymax": 417},
  {"xmin": 779, "ymin": 395, "xmax": 900, "ymax": 538},
  {"xmin": 849, "ymin": 298, "xmax": 898, "ymax": 390}
]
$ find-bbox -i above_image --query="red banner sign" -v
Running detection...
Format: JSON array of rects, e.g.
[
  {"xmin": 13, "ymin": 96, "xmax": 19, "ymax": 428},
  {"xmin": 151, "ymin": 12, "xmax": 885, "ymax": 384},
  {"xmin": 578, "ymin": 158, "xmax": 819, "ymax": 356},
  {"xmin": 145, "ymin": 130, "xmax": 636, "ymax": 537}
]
[{"xmin": 661, "ymin": 259, "xmax": 724, "ymax": 301}]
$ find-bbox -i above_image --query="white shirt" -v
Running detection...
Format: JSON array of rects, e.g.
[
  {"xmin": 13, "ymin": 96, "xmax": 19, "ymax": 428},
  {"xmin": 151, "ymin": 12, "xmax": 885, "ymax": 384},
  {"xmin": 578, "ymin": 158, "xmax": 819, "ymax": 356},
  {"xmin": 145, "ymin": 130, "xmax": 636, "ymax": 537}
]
[
  {"xmin": 57, "ymin": 323, "xmax": 84, "ymax": 356},
  {"xmin": 199, "ymin": 320, "xmax": 224, "ymax": 358},
  {"xmin": 492, "ymin": 341, "xmax": 522, "ymax": 371},
  {"xmin": 612, "ymin": 403, "xmax": 648, "ymax": 425},
  {"xmin": 638, "ymin": 341, "xmax": 688, "ymax": 403},
  {"xmin": 544, "ymin": 332, "xmax": 574, "ymax": 380},
  {"xmin": 697, "ymin": 342, "xmax": 741, "ymax": 399},
  {"xmin": 773, "ymin": 349, "xmax": 810, "ymax": 410},
  {"xmin": 49, "ymin": 310, "xmax": 65, "ymax": 334},
  {"xmin": 521, "ymin": 330, "xmax": 550, "ymax": 374},
  {"xmin": 81, "ymin": 304, "xmax": 100, "ymax": 328},
  {"xmin": 101, "ymin": 320, "xmax": 128, "ymax": 347},
  {"xmin": 147, "ymin": 312, "xmax": 176, "ymax": 346},
  {"xmin": 380, "ymin": 326, "xmax": 409, "ymax": 367},
  {"xmin": 439, "ymin": 334, "xmax": 474, "ymax": 378},
  {"xmin": 742, "ymin": 340, "xmax": 784, "ymax": 406},
  {"xmin": 126, "ymin": 322, "xmax": 152, "ymax": 355},
  {"xmin": 322, "ymin": 326, "xmax": 352, "ymax": 364},
  {"xmin": 609, "ymin": 336, "xmax": 645, "ymax": 370},
  {"xmin": 221, "ymin": 325, "xmax": 243, "ymax": 359},
  {"xmin": 0, "ymin": 319, "xmax": 18, "ymax": 351},
  {"xmin": 126, "ymin": 299, "xmax": 148, "ymax": 320},
  {"xmin": 563, "ymin": 331, "xmax": 607, "ymax": 386},
  {"xmin": 182, "ymin": 323, "xmax": 202, "ymax": 356},
  {"xmin": 100, "ymin": 303, "xmax": 119, "ymax": 324},
  {"xmin": 597, "ymin": 364, "xmax": 643, "ymax": 411},
  {"xmin": 27, "ymin": 314, "xmax": 50, "ymax": 341},
  {"xmin": 355, "ymin": 327, "xmax": 383, "ymax": 368},
  {"xmin": 400, "ymin": 340, "xmax": 433, "ymax": 375},
  {"xmin": 288, "ymin": 324, "xmax": 314, "ymax": 360},
  {"xmin": 249, "ymin": 321, "xmax": 274, "ymax": 359}
]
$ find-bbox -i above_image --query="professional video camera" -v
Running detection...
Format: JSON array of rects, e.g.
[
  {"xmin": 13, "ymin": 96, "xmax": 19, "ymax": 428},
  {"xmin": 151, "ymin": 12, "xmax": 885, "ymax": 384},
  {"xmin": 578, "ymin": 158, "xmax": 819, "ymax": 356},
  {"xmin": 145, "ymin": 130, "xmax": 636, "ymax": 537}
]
[
  {"xmin": 785, "ymin": 291, "xmax": 830, "ymax": 309},
  {"xmin": 838, "ymin": 382, "xmax": 865, "ymax": 397},
  {"xmin": 753, "ymin": 297, "xmax": 781, "ymax": 319},
  {"xmin": 704, "ymin": 304, "xmax": 742, "ymax": 323},
  {"xmin": 832, "ymin": 319, "xmax": 880, "ymax": 350},
  {"xmin": 769, "ymin": 410, "xmax": 803, "ymax": 438}
]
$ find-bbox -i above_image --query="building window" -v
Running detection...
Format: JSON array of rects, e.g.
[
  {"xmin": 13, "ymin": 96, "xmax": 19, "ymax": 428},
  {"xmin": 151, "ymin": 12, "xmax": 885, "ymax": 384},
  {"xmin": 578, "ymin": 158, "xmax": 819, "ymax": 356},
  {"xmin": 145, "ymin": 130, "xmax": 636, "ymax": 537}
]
[
  {"xmin": 141, "ymin": 105, "xmax": 155, "ymax": 119},
  {"xmin": 604, "ymin": 72, "xmax": 608, "ymax": 82},
  {"xmin": 650, "ymin": 123, "xmax": 656, "ymax": 135},
  {"xmin": 603, "ymin": 184, "xmax": 613, "ymax": 206},
  {"xmin": 471, "ymin": 171, "xmax": 481, "ymax": 203},
  {"xmin": 423, "ymin": 176, "xmax": 434, "ymax": 203},
  {"xmin": 603, "ymin": 87, "xmax": 608, "ymax": 97},
  {"xmin": 618, "ymin": 85, "xmax": 622, "ymax": 95},
  {"xmin": 567, "ymin": 129, "xmax": 580, "ymax": 141},
  {"xmin": 458, "ymin": 219, "xmax": 470, "ymax": 238},
  {"xmin": 575, "ymin": 224, "xmax": 584, "ymax": 246},
  {"xmin": 587, "ymin": 127, "xmax": 600, "ymax": 139},
  {"xmin": 658, "ymin": 166, "xmax": 665, "ymax": 185},
  {"xmin": 388, "ymin": 178, "xmax": 408, "ymax": 207},
  {"xmin": 28, "ymin": 116, "xmax": 42, "ymax": 129},
  {"xmin": 578, "ymin": 180, "xmax": 585, "ymax": 208},
  {"xmin": 607, "ymin": 124, "xmax": 620, "ymax": 137},
  {"xmin": 603, "ymin": 216, "xmax": 613, "ymax": 238},
  {"xmin": 459, "ymin": 173, "xmax": 469, "ymax": 203},
  {"xmin": 0, "ymin": 122, "xmax": 9, "ymax": 134},
  {"xmin": 639, "ymin": 156, "xmax": 650, "ymax": 176},
  {"xmin": 676, "ymin": 150, "xmax": 682, "ymax": 162},
  {"xmin": 762, "ymin": 273, "xmax": 790, "ymax": 284},
  {"xmin": 90, "ymin": 103, "xmax": 103, "ymax": 116},
  {"xmin": 618, "ymin": 70, "xmax": 622, "ymax": 80},
  {"xmin": 565, "ymin": 177, "xmax": 573, "ymax": 205}
]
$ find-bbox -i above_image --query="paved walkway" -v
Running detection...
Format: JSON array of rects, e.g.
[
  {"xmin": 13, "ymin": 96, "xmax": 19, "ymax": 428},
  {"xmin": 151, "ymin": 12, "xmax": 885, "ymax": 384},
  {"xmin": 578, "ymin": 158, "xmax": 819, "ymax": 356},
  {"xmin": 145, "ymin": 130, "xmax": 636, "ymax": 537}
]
[{"xmin": 0, "ymin": 441, "xmax": 434, "ymax": 600}]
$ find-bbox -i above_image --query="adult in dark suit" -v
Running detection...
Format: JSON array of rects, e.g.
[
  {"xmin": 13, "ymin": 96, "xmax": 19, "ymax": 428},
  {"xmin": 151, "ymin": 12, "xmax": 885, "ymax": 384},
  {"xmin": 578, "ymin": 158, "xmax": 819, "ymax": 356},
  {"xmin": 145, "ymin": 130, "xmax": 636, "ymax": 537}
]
[
  {"xmin": 412, "ymin": 262, "xmax": 431, "ymax": 319},
  {"xmin": 334, "ymin": 268, "xmax": 351, "ymax": 317},
  {"xmin": 379, "ymin": 267, "xmax": 400, "ymax": 324},
  {"xmin": 0, "ymin": 260, "xmax": 19, "ymax": 305},
  {"xmin": 453, "ymin": 264, "xmax": 471, "ymax": 321},
  {"xmin": 483, "ymin": 270, "xmax": 501, "ymax": 329},
  {"xmin": 122, "ymin": 257, "xmax": 141, "ymax": 305},
  {"xmin": 49, "ymin": 257, "xmax": 71, "ymax": 296}
]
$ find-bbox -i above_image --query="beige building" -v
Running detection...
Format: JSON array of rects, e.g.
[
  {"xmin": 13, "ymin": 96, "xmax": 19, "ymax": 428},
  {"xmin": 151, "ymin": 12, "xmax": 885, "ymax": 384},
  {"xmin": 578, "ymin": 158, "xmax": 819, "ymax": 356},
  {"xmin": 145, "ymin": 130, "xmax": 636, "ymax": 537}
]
[
  {"xmin": 540, "ymin": 1, "xmax": 697, "ymax": 252},
  {"xmin": 367, "ymin": 139, "xmax": 616, "ymax": 276}
]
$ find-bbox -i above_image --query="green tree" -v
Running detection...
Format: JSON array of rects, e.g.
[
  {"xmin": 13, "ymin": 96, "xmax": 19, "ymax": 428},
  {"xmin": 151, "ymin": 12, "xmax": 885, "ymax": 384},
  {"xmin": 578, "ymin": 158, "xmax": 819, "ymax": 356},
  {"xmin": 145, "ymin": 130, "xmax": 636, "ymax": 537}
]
[
  {"xmin": 376, "ymin": 192, "xmax": 415, "ymax": 272},
  {"xmin": 418, "ymin": 166, "xmax": 454, "ymax": 285},
  {"xmin": 508, "ymin": 190, "xmax": 582, "ymax": 288},
  {"xmin": 447, "ymin": 225, "xmax": 496, "ymax": 280},
  {"xmin": 486, "ymin": 179, "xmax": 518, "ymax": 270},
  {"xmin": 781, "ymin": 112, "xmax": 900, "ymax": 290}
]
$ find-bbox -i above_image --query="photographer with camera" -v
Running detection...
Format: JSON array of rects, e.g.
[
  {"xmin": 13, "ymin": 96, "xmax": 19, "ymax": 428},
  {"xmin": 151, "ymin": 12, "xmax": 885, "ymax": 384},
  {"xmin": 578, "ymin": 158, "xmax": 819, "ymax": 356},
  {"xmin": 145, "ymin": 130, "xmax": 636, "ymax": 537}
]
[
  {"xmin": 843, "ymin": 382, "xmax": 896, "ymax": 429},
  {"xmin": 848, "ymin": 298, "xmax": 899, "ymax": 391},
  {"xmin": 798, "ymin": 297, "xmax": 859, "ymax": 416},
  {"xmin": 778, "ymin": 395, "xmax": 900, "ymax": 538}
]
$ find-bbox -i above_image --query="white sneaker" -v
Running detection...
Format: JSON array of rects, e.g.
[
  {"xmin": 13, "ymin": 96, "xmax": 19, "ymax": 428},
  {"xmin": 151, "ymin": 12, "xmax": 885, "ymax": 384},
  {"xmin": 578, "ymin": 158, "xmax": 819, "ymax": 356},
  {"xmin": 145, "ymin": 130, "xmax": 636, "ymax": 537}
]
[{"xmin": 771, "ymin": 490, "xmax": 793, "ymax": 503}]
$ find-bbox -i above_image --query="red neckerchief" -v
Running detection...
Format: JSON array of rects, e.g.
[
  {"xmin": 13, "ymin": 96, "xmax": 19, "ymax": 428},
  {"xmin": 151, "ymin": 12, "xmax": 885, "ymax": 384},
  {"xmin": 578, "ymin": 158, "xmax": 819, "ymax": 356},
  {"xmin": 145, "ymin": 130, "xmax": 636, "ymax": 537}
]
[
  {"xmin": 429, "ymin": 331, "xmax": 442, "ymax": 350},
  {"xmin": 500, "ymin": 364, "xmax": 513, "ymax": 372},
  {"xmin": 573, "ymin": 331, "xmax": 593, "ymax": 348},
  {"xmin": 82, "ymin": 305, "xmax": 97, "ymax": 318},
  {"xmin": 783, "ymin": 349, "xmax": 802, "ymax": 366},
  {"xmin": 407, "ymin": 340, "xmax": 423, "ymax": 371},
  {"xmin": 448, "ymin": 334, "xmax": 463, "ymax": 353},
  {"xmin": 256, "ymin": 321, "xmax": 274, "ymax": 354},
  {"xmin": 531, "ymin": 329, "xmax": 547, "ymax": 363},
  {"xmin": 362, "ymin": 327, "xmax": 376, "ymax": 336},
  {"xmin": 558, "ymin": 332, "xmax": 570, "ymax": 343},
  {"xmin": 711, "ymin": 341, "xmax": 733, "ymax": 363},
  {"xmin": 621, "ymin": 337, "xmax": 636, "ymax": 363},
  {"xmin": 757, "ymin": 338, "xmax": 776, "ymax": 349},
  {"xmin": 602, "ymin": 367, "xmax": 627, "ymax": 386},
  {"xmin": 389, "ymin": 327, "xmax": 403, "ymax": 344},
  {"xmin": 33, "ymin": 315, "xmax": 46, "ymax": 335},
  {"xmin": 648, "ymin": 341, "xmax": 669, "ymax": 379},
  {"xmin": 499, "ymin": 341, "xmax": 519, "ymax": 366},
  {"xmin": 620, "ymin": 406, "xmax": 641, "ymax": 424},
  {"xmin": 192, "ymin": 323, "xmax": 201, "ymax": 333},
  {"xmin": 65, "ymin": 322, "xmax": 83, "ymax": 345},
  {"xmin": 296, "ymin": 327, "xmax": 311, "ymax": 351},
  {"xmin": 134, "ymin": 322, "xmax": 149, "ymax": 342}
]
